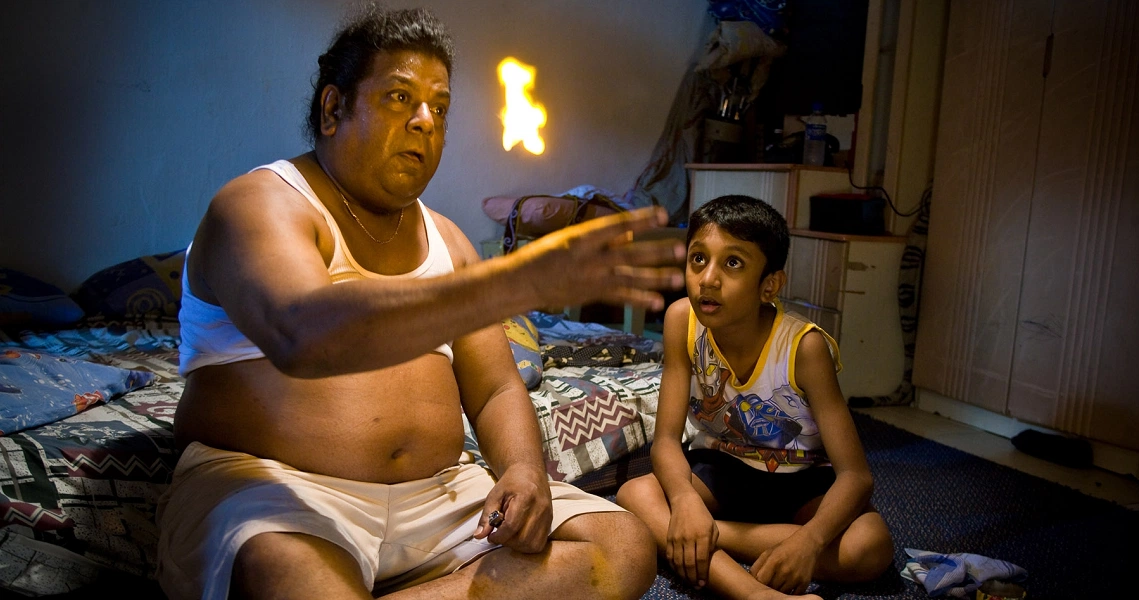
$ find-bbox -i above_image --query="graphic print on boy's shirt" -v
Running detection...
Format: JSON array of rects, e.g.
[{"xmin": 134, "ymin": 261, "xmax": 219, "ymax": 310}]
[{"xmin": 686, "ymin": 307, "xmax": 836, "ymax": 472}]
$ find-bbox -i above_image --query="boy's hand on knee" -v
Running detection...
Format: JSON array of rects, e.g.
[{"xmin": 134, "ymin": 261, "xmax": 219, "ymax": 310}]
[
  {"xmin": 664, "ymin": 500, "xmax": 718, "ymax": 588},
  {"xmin": 751, "ymin": 534, "xmax": 823, "ymax": 595}
]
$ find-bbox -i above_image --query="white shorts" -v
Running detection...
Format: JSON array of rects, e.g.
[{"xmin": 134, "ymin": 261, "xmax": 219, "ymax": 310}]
[{"xmin": 155, "ymin": 442, "xmax": 622, "ymax": 600}]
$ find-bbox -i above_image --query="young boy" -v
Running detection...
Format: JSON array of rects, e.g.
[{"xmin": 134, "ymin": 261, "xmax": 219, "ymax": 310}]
[{"xmin": 617, "ymin": 195, "xmax": 893, "ymax": 599}]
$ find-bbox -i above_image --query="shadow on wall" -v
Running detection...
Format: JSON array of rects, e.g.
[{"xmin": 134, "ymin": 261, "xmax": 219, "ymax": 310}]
[{"xmin": 1, "ymin": 0, "xmax": 329, "ymax": 291}]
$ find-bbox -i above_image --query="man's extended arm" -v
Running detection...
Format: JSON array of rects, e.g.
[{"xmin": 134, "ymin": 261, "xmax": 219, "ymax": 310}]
[{"xmin": 190, "ymin": 170, "xmax": 683, "ymax": 379}]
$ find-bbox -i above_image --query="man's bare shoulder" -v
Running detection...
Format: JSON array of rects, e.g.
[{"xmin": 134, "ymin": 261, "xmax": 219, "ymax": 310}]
[
  {"xmin": 209, "ymin": 169, "xmax": 305, "ymax": 214},
  {"xmin": 198, "ymin": 168, "xmax": 328, "ymax": 248},
  {"xmin": 424, "ymin": 205, "xmax": 480, "ymax": 267},
  {"xmin": 187, "ymin": 166, "xmax": 331, "ymax": 303}
]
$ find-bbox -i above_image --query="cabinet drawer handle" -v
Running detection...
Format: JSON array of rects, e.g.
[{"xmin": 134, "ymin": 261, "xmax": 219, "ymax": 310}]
[{"xmin": 840, "ymin": 290, "xmax": 866, "ymax": 295}]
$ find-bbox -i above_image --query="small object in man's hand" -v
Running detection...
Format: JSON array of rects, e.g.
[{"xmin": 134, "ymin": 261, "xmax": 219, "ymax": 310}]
[{"xmin": 488, "ymin": 510, "xmax": 504, "ymax": 528}]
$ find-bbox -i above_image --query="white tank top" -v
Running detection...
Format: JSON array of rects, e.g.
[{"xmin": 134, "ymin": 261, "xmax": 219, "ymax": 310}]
[
  {"xmin": 178, "ymin": 159, "xmax": 455, "ymax": 376},
  {"xmin": 685, "ymin": 301, "xmax": 841, "ymax": 473}
]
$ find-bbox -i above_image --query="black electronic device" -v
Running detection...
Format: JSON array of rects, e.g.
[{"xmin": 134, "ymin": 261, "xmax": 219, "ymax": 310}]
[{"xmin": 809, "ymin": 193, "xmax": 885, "ymax": 236}]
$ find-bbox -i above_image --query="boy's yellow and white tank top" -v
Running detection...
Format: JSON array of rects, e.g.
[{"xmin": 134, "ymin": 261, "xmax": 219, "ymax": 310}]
[{"xmin": 686, "ymin": 301, "xmax": 842, "ymax": 473}]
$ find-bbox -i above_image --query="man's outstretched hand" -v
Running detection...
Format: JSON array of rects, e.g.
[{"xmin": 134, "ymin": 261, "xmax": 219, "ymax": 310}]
[{"xmin": 510, "ymin": 206, "xmax": 686, "ymax": 311}]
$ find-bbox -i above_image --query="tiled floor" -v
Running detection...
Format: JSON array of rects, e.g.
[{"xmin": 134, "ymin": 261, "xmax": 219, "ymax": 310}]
[{"xmin": 856, "ymin": 406, "xmax": 1139, "ymax": 510}]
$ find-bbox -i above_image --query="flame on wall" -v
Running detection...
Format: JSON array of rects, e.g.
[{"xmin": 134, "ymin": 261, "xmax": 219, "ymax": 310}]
[{"xmin": 497, "ymin": 57, "xmax": 546, "ymax": 155}]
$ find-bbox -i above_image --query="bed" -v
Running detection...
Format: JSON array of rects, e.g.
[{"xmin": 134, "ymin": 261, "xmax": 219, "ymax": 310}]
[
  {"xmin": 13, "ymin": 257, "xmax": 1118, "ymax": 599},
  {"xmin": 0, "ymin": 258, "xmax": 669, "ymax": 596}
]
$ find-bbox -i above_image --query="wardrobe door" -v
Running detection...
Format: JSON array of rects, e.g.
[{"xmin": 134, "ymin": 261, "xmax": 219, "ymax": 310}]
[
  {"xmin": 913, "ymin": 0, "xmax": 1053, "ymax": 413},
  {"xmin": 1007, "ymin": 0, "xmax": 1139, "ymax": 450}
]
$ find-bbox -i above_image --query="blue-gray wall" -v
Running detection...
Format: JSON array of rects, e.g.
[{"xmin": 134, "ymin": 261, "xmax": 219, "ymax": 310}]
[{"xmin": 0, "ymin": 0, "xmax": 711, "ymax": 290}]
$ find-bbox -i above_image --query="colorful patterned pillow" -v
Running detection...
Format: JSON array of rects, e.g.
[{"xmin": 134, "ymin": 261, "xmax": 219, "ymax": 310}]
[
  {"xmin": 529, "ymin": 364, "xmax": 666, "ymax": 482},
  {"xmin": 72, "ymin": 249, "xmax": 186, "ymax": 319},
  {"xmin": 502, "ymin": 314, "xmax": 542, "ymax": 389},
  {"xmin": 0, "ymin": 268, "xmax": 85, "ymax": 329},
  {"xmin": 0, "ymin": 348, "xmax": 156, "ymax": 436}
]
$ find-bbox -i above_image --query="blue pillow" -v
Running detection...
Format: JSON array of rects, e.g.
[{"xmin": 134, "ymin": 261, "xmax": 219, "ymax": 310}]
[
  {"xmin": 0, "ymin": 348, "xmax": 155, "ymax": 436},
  {"xmin": 0, "ymin": 269, "xmax": 85, "ymax": 328}
]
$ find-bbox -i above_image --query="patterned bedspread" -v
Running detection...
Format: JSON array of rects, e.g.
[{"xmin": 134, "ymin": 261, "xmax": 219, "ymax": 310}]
[
  {"xmin": 532, "ymin": 363, "xmax": 662, "ymax": 482},
  {"xmin": 0, "ymin": 319, "xmax": 663, "ymax": 596},
  {"xmin": 1, "ymin": 318, "xmax": 182, "ymax": 595}
]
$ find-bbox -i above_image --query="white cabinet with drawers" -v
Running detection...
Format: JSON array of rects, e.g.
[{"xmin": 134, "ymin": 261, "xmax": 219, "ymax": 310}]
[{"xmin": 782, "ymin": 232, "xmax": 906, "ymax": 399}]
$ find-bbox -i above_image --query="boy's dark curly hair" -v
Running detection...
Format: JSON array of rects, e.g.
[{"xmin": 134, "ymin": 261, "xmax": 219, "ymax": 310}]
[{"xmin": 687, "ymin": 195, "xmax": 790, "ymax": 278}]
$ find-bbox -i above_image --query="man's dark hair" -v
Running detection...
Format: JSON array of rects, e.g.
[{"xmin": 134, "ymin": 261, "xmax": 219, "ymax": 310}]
[
  {"xmin": 305, "ymin": 5, "xmax": 455, "ymax": 144},
  {"xmin": 687, "ymin": 195, "xmax": 790, "ymax": 278}
]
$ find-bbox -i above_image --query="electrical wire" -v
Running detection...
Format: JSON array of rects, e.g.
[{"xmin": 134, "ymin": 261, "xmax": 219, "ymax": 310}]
[{"xmin": 846, "ymin": 163, "xmax": 930, "ymax": 218}]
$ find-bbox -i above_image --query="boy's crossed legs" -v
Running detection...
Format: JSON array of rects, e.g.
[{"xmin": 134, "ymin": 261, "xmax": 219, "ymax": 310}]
[{"xmin": 617, "ymin": 471, "xmax": 893, "ymax": 600}]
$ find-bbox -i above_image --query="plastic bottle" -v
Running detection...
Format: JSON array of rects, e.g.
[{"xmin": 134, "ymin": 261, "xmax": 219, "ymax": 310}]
[{"xmin": 801, "ymin": 103, "xmax": 827, "ymax": 166}]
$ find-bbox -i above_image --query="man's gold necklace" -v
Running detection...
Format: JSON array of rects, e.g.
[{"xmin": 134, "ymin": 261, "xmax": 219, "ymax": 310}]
[
  {"xmin": 315, "ymin": 154, "xmax": 405, "ymax": 245},
  {"xmin": 339, "ymin": 192, "xmax": 404, "ymax": 245}
]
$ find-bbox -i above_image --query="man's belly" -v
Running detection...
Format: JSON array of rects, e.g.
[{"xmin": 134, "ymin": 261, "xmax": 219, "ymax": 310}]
[{"xmin": 174, "ymin": 353, "xmax": 467, "ymax": 483}]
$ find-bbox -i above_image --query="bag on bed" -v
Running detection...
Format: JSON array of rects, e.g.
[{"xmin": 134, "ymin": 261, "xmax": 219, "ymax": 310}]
[{"xmin": 493, "ymin": 190, "xmax": 629, "ymax": 254}]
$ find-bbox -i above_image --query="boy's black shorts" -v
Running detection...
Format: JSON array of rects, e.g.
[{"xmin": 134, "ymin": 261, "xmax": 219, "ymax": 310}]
[{"xmin": 685, "ymin": 448, "xmax": 836, "ymax": 524}]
